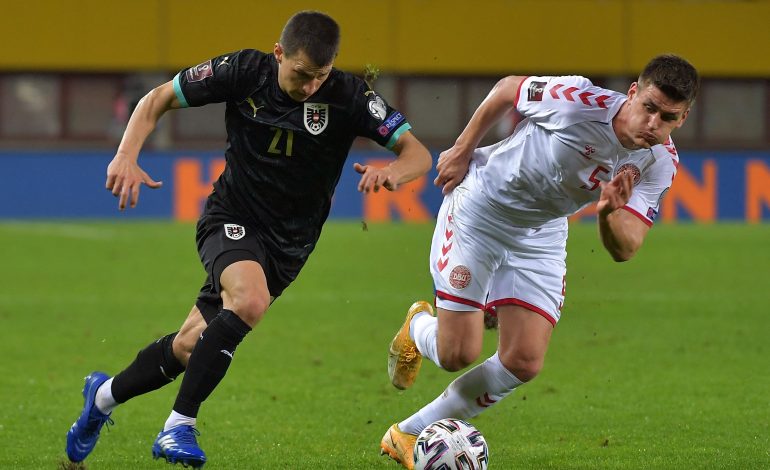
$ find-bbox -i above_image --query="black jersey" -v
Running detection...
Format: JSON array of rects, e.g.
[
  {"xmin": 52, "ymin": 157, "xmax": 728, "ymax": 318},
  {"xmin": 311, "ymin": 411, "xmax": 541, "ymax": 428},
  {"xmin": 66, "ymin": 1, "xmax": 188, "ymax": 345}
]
[{"xmin": 173, "ymin": 49, "xmax": 412, "ymax": 257}]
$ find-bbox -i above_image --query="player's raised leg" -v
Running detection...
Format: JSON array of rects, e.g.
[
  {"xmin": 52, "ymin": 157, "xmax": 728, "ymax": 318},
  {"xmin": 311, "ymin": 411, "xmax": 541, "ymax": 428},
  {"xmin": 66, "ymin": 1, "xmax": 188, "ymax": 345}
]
[
  {"xmin": 388, "ymin": 301, "xmax": 434, "ymax": 390},
  {"xmin": 64, "ymin": 306, "xmax": 196, "ymax": 464},
  {"xmin": 397, "ymin": 306, "xmax": 549, "ymax": 439}
]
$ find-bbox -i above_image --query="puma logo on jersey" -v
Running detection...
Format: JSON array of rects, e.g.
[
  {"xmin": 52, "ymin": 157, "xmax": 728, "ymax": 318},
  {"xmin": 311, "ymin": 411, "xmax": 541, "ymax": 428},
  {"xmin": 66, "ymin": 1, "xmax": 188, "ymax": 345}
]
[{"xmin": 246, "ymin": 98, "xmax": 264, "ymax": 117}]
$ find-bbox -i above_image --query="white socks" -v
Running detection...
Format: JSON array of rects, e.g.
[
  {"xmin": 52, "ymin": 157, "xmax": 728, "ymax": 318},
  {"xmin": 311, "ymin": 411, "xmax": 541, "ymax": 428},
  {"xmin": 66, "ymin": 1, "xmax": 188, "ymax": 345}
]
[
  {"xmin": 93, "ymin": 377, "xmax": 197, "ymax": 431},
  {"xmin": 410, "ymin": 312, "xmax": 441, "ymax": 368},
  {"xmin": 399, "ymin": 352, "xmax": 523, "ymax": 435},
  {"xmin": 164, "ymin": 410, "xmax": 196, "ymax": 432},
  {"xmin": 94, "ymin": 378, "xmax": 118, "ymax": 415}
]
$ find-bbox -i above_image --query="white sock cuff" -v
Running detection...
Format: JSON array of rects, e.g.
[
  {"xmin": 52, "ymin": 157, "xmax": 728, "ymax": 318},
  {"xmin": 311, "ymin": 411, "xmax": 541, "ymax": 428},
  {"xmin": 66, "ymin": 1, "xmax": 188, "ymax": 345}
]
[
  {"xmin": 164, "ymin": 410, "xmax": 197, "ymax": 432},
  {"xmin": 409, "ymin": 311, "xmax": 431, "ymax": 342},
  {"xmin": 94, "ymin": 377, "xmax": 117, "ymax": 415},
  {"xmin": 488, "ymin": 352, "xmax": 524, "ymax": 389}
]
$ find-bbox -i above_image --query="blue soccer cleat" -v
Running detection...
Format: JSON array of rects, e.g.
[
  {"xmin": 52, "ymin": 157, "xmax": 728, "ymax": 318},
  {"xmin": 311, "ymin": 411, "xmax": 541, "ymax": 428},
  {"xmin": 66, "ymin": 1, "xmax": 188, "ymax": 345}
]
[
  {"xmin": 152, "ymin": 425, "xmax": 207, "ymax": 468},
  {"xmin": 65, "ymin": 372, "xmax": 114, "ymax": 463}
]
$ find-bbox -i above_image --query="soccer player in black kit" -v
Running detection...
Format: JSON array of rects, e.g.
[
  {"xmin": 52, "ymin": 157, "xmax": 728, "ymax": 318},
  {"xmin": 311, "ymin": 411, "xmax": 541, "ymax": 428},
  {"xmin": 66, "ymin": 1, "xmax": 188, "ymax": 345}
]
[{"xmin": 64, "ymin": 11, "xmax": 432, "ymax": 468}]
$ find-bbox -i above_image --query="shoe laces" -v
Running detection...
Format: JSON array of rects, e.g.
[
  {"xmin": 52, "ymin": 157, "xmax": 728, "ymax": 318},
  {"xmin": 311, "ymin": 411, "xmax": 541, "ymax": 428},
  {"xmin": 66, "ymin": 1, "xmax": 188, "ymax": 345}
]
[
  {"xmin": 400, "ymin": 345, "xmax": 418, "ymax": 363},
  {"xmin": 172, "ymin": 426, "xmax": 201, "ymax": 445},
  {"xmin": 84, "ymin": 412, "xmax": 114, "ymax": 436}
]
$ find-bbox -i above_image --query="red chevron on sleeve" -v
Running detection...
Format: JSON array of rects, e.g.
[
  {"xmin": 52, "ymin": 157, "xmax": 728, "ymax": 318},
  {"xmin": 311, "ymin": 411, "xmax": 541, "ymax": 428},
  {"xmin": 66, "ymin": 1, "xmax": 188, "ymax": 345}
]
[
  {"xmin": 578, "ymin": 91, "xmax": 594, "ymax": 105},
  {"xmin": 595, "ymin": 95, "xmax": 610, "ymax": 109},
  {"xmin": 549, "ymin": 82, "xmax": 611, "ymax": 108},
  {"xmin": 549, "ymin": 83, "xmax": 564, "ymax": 99},
  {"xmin": 562, "ymin": 86, "xmax": 579, "ymax": 101}
]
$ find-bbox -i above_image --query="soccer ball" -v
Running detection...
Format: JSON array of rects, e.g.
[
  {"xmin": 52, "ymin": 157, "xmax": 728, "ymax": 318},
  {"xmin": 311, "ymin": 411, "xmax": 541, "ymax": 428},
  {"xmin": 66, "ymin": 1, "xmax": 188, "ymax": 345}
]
[{"xmin": 413, "ymin": 418, "xmax": 488, "ymax": 470}]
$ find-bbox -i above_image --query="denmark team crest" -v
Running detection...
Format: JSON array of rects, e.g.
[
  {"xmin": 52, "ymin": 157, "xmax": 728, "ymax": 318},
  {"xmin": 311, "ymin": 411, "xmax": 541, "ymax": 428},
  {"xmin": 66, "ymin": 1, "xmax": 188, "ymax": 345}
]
[
  {"xmin": 304, "ymin": 103, "xmax": 329, "ymax": 135},
  {"xmin": 224, "ymin": 224, "xmax": 245, "ymax": 240}
]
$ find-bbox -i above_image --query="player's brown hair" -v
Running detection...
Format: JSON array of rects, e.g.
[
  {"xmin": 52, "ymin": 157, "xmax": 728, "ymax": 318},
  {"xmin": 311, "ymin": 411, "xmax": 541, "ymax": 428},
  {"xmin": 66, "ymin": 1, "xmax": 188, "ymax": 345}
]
[
  {"xmin": 639, "ymin": 54, "xmax": 700, "ymax": 105},
  {"xmin": 279, "ymin": 11, "xmax": 340, "ymax": 67}
]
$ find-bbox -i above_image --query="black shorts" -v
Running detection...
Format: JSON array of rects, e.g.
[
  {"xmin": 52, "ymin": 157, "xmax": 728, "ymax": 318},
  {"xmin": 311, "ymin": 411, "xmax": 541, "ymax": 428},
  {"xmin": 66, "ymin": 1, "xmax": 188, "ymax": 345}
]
[{"xmin": 195, "ymin": 196, "xmax": 307, "ymax": 323}]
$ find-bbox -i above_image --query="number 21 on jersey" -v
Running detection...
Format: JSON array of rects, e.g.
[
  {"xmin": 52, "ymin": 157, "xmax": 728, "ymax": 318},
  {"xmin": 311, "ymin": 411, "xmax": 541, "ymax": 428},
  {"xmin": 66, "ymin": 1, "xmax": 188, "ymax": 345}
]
[{"xmin": 268, "ymin": 127, "xmax": 294, "ymax": 157}]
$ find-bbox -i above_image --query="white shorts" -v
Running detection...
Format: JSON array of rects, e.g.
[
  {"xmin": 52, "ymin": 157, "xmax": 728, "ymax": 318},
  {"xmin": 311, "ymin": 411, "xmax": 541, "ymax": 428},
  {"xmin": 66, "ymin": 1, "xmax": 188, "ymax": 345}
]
[{"xmin": 429, "ymin": 182, "xmax": 568, "ymax": 326}]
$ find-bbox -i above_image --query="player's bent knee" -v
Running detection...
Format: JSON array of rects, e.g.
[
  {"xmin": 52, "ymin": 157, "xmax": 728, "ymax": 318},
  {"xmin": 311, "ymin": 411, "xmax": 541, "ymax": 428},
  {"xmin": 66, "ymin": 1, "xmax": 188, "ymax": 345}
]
[
  {"xmin": 439, "ymin": 350, "xmax": 480, "ymax": 372},
  {"xmin": 499, "ymin": 354, "xmax": 543, "ymax": 383},
  {"xmin": 227, "ymin": 294, "xmax": 270, "ymax": 326}
]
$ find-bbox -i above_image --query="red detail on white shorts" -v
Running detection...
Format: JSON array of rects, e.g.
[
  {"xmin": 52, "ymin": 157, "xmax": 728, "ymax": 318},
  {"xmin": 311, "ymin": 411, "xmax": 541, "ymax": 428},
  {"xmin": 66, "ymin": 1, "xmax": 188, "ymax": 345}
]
[
  {"xmin": 486, "ymin": 298, "xmax": 557, "ymax": 326},
  {"xmin": 437, "ymin": 219, "xmax": 454, "ymax": 273},
  {"xmin": 449, "ymin": 265, "xmax": 472, "ymax": 289},
  {"xmin": 441, "ymin": 242, "xmax": 453, "ymax": 256},
  {"xmin": 621, "ymin": 205, "xmax": 653, "ymax": 227},
  {"xmin": 475, "ymin": 392, "xmax": 497, "ymax": 408},
  {"xmin": 436, "ymin": 290, "xmax": 485, "ymax": 310}
]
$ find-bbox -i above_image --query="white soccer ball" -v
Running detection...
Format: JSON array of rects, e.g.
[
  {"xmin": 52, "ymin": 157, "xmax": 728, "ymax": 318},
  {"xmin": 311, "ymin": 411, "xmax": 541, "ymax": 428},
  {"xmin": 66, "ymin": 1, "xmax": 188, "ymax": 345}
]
[{"xmin": 413, "ymin": 418, "xmax": 489, "ymax": 470}]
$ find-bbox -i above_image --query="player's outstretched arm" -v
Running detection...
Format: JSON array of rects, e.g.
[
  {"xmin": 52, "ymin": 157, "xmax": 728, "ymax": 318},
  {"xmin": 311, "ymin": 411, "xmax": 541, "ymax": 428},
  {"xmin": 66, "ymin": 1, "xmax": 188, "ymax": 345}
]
[
  {"xmin": 597, "ymin": 171, "xmax": 650, "ymax": 261},
  {"xmin": 106, "ymin": 81, "xmax": 181, "ymax": 210},
  {"xmin": 353, "ymin": 130, "xmax": 432, "ymax": 193},
  {"xmin": 435, "ymin": 75, "xmax": 525, "ymax": 194}
]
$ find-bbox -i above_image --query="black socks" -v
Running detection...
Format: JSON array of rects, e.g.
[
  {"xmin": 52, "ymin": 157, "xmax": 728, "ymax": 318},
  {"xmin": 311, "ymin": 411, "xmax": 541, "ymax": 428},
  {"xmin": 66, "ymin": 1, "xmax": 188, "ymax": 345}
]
[
  {"xmin": 111, "ymin": 332, "xmax": 185, "ymax": 403},
  {"xmin": 172, "ymin": 309, "xmax": 251, "ymax": 418}
]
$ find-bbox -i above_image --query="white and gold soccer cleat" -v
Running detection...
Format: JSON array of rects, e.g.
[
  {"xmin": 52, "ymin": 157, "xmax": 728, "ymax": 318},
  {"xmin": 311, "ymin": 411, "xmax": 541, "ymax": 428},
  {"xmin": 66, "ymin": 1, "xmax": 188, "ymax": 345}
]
[{"xmin": 388, "ymin": 301, "xmax": 434, "ymax": 390}]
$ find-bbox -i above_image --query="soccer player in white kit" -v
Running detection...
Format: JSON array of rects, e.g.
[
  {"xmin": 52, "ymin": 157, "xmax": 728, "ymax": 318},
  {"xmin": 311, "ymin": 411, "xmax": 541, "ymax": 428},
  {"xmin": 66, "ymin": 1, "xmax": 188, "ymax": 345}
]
[{"xmin": 380, "ymin": 55, "xmax": 700, "ymax": 469}]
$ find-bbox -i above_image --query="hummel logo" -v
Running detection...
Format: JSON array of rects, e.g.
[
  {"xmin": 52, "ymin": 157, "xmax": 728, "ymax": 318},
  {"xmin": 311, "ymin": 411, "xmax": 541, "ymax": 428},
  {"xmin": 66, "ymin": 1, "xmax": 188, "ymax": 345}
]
[
  {"xmin": 579, "ymin": 145, "xmax": 596, "ymax": 160},
  {"xmin": 220, "ymin": 349, "xmax": 234, "ymax": 359},
  {"xmin": 217, "ymin": 56, "xmax": 230, "ymax": 68},
  {"xmin": 246, "ymin": 97, "xmax": 264, "ymax": 117}
]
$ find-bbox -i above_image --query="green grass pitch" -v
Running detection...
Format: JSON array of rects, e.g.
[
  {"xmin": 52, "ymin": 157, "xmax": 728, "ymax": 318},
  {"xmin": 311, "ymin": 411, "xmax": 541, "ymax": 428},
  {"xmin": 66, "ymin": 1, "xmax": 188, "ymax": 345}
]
[{"xmin": 0, "ymin": 221, "xmax": 767, "ymax": 469}]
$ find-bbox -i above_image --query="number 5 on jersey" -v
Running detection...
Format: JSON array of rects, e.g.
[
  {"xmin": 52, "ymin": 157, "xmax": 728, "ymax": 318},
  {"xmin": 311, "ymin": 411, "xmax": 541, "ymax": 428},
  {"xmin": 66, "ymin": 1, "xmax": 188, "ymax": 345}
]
[{"xmin": 581, "ymin": 165, "xmax": 609, "ymax": 191}]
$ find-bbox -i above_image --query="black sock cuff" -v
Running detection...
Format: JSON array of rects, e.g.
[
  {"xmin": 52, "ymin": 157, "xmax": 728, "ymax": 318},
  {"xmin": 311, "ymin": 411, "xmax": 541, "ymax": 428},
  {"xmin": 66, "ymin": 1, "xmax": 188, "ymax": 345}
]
[
  {"xmin": 160, "ymin": 332, "xmax": 185, "ymax": 379},
  {"xmin": 219, "ymin": 309, "xmax": 252, "ymax": 338}
]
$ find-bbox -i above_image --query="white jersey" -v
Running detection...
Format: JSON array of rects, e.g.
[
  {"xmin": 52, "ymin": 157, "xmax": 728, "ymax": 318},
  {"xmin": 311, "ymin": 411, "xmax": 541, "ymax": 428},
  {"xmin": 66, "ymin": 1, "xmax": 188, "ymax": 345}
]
[{"xmin": 470, "ymin": 75, "xmax": 678, "ymax": 227}]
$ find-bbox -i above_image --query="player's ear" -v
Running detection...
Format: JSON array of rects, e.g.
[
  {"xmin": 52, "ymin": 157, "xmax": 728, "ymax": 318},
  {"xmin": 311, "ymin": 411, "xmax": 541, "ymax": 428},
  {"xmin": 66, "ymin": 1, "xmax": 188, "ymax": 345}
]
[
  {"xmin": 627, "ymin": 82, "xmax": 639, "ymax": 100},
  {"xmin": 274, "ymin": 43, "xmax": 283, "ymax": 63}
]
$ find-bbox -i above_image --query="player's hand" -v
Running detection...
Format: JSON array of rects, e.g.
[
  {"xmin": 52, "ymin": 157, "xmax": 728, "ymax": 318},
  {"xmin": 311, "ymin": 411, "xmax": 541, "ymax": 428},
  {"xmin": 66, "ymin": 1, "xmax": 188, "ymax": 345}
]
[
  {"xmin": 434, "ymin": 145, "xmax": 472, "ymax": 195},
  {"xmin": 597, "ymin": 170, "xmax": 634, "ymax": 217},
  {"xmin": 105, "ymin": 155, "xmax": 163, "ymax": 210},
  {"xmin": 353, "ymin": 162, "xmax": 398, "ymax": 193}
]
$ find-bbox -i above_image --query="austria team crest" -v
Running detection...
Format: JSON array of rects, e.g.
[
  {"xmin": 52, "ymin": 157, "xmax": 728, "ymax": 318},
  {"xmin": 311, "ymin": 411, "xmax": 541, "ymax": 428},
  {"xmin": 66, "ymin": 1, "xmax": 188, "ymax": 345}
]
[
  {"xmin": 304, "ymin": 103, "xmax": 329, "ymax": 135},
  {"xmin": 224, "ymin": 224, "xmax": 245, "ymax": 240}
]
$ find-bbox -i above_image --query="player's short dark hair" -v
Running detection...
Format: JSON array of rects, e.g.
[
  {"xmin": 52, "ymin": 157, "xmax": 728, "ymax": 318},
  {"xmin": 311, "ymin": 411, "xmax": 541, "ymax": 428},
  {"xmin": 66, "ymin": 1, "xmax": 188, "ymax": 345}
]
[
  {"xmin": 639, "ymin": 54, "xmax": 700, "ymax": 105},
  {"xmin": 280, "ymin": 11, "xmax": 340, "ymax": 67}
]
